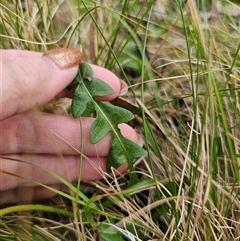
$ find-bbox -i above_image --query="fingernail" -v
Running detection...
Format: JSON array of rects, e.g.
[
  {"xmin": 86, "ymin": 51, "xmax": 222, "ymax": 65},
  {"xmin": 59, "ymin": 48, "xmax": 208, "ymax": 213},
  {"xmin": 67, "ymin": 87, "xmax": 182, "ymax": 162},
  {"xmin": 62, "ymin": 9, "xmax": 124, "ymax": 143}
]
[
  {"xmin": 137, "ymin": 134, "xmax": 144, "ymax": 147},
  {"xmin": 42, "ymin": 47, "xmax": 82, "ymax": 69},
  {"xmin": 119, "ymin": 79, "xmax": 128, "ymax": 96}
]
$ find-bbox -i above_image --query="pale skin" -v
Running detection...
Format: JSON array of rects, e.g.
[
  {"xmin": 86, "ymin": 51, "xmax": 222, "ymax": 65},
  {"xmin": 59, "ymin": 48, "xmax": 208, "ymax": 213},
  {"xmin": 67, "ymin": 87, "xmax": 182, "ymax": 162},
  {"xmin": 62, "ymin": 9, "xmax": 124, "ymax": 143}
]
[{"xmin": 0, "ymin": 49, "xmax": 139, "ymax": 204}]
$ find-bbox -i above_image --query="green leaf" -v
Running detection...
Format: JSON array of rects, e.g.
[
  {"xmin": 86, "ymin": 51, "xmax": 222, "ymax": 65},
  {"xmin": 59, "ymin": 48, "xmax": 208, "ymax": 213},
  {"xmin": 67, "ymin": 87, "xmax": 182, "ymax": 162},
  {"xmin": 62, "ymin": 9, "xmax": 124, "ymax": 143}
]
[
  {"xmin": 67, "ymin": 69, "xmax": 82, "ymax": 90},
  {"xmin": 71, "ymin": 75, "xmax": 113, "ymax": 118},
  {"xmin": 71, "ymin": 82, "xmax": 91, "ymax": 118},
  {"xmin": 90, "ymin": 101, "xmax": 134, "ymax": 143},
  {"xmin": 89, "ymin": 100, "xmax": 146, "ymax": 172},
  {"xmin": 80, "ymin": 62, "xmax": 93, "ymax": 79},
  {"xmin": 84, "ymin": 77, "xmax": 114, "ymax": 96},
  {"xmin": 107, "ymin": 134, "xmax": 146, "ymax": 172},
  {"xmin": 99, "ymin": 222, "xmax": 125, "ymax": 241},
  {"xmin": 100, "ymin": 230, "xmax": 124, "ymax": 241},
  {"xmin": 70, "ymin": 62, "xmax": 146, "ymax": 172}
]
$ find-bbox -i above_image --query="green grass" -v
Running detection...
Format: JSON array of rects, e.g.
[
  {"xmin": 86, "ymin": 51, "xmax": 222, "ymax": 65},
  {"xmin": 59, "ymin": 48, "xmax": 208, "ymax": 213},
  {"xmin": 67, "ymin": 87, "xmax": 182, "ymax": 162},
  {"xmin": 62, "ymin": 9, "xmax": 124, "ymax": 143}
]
[{"xmin": 1, "ymin": 0, "xmax": 240, "ymax": 240}]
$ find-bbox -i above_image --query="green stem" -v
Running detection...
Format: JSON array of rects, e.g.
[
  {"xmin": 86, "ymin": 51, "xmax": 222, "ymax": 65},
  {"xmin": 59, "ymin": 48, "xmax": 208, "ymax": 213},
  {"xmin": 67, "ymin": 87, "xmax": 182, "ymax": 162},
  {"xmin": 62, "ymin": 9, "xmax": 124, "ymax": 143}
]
[{"xmin": 0, "ymin": 204, "xmax": 73, "ymax": 217}]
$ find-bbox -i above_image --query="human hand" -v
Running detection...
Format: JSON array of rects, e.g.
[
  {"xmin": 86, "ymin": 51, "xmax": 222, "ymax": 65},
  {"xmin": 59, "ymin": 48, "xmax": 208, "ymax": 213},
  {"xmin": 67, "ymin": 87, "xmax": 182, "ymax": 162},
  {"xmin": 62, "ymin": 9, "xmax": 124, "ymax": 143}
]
[{"xmin": 0, "ymin": 48, "xmax": 140, "ymax": 204}]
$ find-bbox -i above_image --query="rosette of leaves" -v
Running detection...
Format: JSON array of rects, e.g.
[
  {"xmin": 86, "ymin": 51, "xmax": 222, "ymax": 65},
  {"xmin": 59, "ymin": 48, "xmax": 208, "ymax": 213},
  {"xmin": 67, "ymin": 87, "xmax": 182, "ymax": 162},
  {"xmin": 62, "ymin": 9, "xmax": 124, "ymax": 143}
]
[{"xmin": 68, "ymin": 63, "xmax": 146, "ymax": 172}]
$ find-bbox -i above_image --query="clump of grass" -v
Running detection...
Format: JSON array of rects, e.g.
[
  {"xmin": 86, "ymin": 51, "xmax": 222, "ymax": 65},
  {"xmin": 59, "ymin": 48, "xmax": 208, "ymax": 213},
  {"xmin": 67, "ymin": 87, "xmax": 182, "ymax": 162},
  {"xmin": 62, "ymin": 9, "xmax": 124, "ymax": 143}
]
[{"xmin": 1, "ymin": 0, "xmax": 240, "ymax": 240}]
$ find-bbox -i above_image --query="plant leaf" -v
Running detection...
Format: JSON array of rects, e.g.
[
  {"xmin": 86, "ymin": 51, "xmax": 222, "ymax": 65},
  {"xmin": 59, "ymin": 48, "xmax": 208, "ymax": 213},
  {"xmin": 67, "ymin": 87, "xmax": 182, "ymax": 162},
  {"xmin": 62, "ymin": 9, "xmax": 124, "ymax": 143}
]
[
  {"xmin": 107, "ymin": 134, "xmax": 146, "ymax": 172},
  {"xmin": 70, "ymin": 63, "xmax": 146, "ymax": 172},
  {"xmin": 99, "ymin": 221, "xmax": 125, "ymax": 241},
  {"xmin": 80, "ymin": 62, "xmax": 93, "ymax": 78},
  {"xmin": 71, "ymin": 68, "xmax": 113, "ymax": 118},
  {"xmin": 90, "ymin": 101, "xmax": 134, "ymax": 143},
  {"xmin": 89, "ymin": 100, "xmax": 146, "ymax": 172},
  {"xmin": 84, "ymin": 78, "xmax": 114, "ymax": 96},
  {"xmin": 71, "ymin": 82, "xmax": 91, "ymax": 118},
  {"xmin": 67, "ymin": 68, "xmax": 82, "ymax": 90}
]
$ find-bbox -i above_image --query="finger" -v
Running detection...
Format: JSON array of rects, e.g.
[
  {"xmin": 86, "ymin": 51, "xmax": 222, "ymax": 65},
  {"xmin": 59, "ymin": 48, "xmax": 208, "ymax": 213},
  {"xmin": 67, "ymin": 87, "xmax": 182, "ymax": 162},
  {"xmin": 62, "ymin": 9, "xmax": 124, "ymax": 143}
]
[
  {"xmin": 0, "ymin": 154, "xmax": 128, "ymax": 191},
  {"xmin": 2, "ymin": 50, "xmax": 122, "ymax": 100},
  {"xmin": 1, "ymin": 48, "xmax": 124, "ymax": 121},
  {"xmin": 0, "ymin": 184, "xmax": 62, "ymax": 205},
  {"xmin": 0, "ymin": 111, "xmax": 139, "ymax": 155},
  {"xmin": 2, "ymin": 49, "xmax": 123, "ymax": 100},
  {"xmin": 2, "ymin": 49, "xmax": 42, "ymax": 58},
  {"xmin": 1, "ymin": 48, "xmax": 81, "ymax": 120}
]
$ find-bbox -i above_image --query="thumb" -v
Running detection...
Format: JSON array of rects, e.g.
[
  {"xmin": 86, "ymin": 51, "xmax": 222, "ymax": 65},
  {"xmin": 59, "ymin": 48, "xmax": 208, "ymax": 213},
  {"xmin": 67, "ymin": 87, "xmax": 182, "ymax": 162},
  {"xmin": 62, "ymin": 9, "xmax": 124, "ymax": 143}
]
[{"xmin": 1, "ymin": 48, "xmax": 81, "ymax": 120}]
